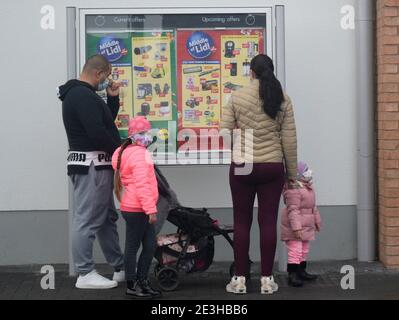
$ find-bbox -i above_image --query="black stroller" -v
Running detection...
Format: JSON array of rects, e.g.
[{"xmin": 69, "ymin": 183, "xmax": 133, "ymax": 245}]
[{"xmin": 153, "ymin": 166, "xmax": 235, "ymax": 292}]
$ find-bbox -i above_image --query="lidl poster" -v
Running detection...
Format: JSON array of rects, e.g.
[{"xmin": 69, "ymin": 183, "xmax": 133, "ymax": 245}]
[
  {"xmin": 87, "ymin": 29, "xmax": 264, "ymax": 151},
  {"xmin": 86, "ymin": 33, "xmax": 133, "ymax": 138},
  {"xmin": 221, "ymin": 33, "xmax": 263, "ymax": 107},
  {"xmin": 111, "ymin": 66, "xmax": 133, "ymax": 132},
  {"xmin": 177, "ymin": 29, "xmax": 265, "ymax": 134},
  {"xmin": 177, "ymin": 30, "xmax": 222, "ymax": 130},
  {"xmin": 132, "ymin": 32, "xmax": 174, "ymax": 122}
]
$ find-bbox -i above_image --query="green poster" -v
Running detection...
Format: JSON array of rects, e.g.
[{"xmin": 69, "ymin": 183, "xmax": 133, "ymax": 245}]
[
  {"xmin": 85, "ymin": 32, "xmax": 177, "ymax": 153},
  {"xmin": 131, "ymin": 31, "xmax": 178, "ymax": 153}
]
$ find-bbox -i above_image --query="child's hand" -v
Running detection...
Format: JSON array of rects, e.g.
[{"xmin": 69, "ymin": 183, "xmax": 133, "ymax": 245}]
[
  {"xmin": 148, "ymin": 214, "xmax": 157, "ymax": 224},
  {"xmin": 286, "ymin": 179, "xmax": 300, "ymax": 189},
  {"xmin": 316, "ymin": 223, "xmax": 321, "ymax": 232},
  {"xmin": 293, "ymin": 230, "xmax": 303, "ymax": 240}
]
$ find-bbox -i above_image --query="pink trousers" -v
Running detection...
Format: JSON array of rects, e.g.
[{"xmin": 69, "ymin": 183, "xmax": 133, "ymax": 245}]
[{"xmin": 286, "ymin": 241, "xmax": 310, "ymax": 264}]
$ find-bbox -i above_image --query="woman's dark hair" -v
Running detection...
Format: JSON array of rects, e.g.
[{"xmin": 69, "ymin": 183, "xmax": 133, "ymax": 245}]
[{"xmin": 250, "ymin": 54, "xmax": 285, "ymax": 119}]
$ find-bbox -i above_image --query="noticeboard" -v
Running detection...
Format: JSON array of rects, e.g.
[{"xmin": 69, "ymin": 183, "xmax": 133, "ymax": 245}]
[{"xmin": 80, "ymin": 9, "xmax": 273, "ymax": 164}]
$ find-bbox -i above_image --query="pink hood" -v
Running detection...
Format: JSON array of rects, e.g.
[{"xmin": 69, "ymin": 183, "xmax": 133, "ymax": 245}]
[{"xmin": 112, "ymin": 145, "xmax": 158, "ymax": 215}]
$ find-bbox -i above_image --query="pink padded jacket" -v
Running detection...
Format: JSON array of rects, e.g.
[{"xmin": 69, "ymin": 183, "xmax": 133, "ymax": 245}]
[
  {"xmin": 280, "ymin": 183, "xmax": 322, "ymax": 241},
  {"xmin": 112, "ymin": 144, "xmax": 158, "ymax": 215}
]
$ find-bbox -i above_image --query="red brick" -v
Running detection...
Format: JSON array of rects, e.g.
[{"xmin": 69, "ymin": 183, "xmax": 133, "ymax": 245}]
[
  {"xmin": 382, "ymin": 179, "xmax": 399, "ymax": 188},
  {"xmin": 382, "ymin": 160, "xmax": 399, "ymax": 169},
  {"xmin": 382, "ymin": 35, "xmax": 399, "ymax": 45},
  {"xmin": 380, "ymin": 235, "xmax": 399, "ymax": 245},
  {"xmin": 381, "ymin": 226, "xmax": 399, "ymax": 236},
  {"xmin": 379, "ymin": 93, "xmax": 399, "ymax": 102},
  {"xmin": 378, "ymin": 112, "xmax": 399, "ymax": 121},
  {"xmin": 378, "ymin": 73, "xmax": 399, "ymax": 83},
  {"xmin": 380, "ymin": 206, "xmax": 399, "ymax": 217},
  {"xmin": 380, "ymin": 45, "xmax": 399, "ymax": 55},
  {"xmin": 380, "ymin": 121, "xmax": 399, "ymax": 130},
  {"xmin": 379, "ymin": 130, "xmax": 399, "ymax": 139},
  {"xmin": 380, "ymin": 27, "xmax": 398, "ymax": 35},
  {"xmin": 379, "ymin": 83, "xmax": 399, "ymax": 92}
]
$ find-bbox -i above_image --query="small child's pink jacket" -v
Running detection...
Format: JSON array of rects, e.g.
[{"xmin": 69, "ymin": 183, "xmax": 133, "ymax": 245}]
[
  {"xmin": 280, "ymin": 182, "xmax": 322, "ymax": 241},
  {"xmin": 112, "ymin": 145, "xmax": 158, "ymax": 215}
]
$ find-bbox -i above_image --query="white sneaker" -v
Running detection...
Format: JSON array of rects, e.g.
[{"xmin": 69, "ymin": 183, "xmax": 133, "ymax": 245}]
[
  {"xmin": 112, "ymin": 270, "xmax": 125, "ymax": 282},
  {"xmin": 261, "ymin": 276, "xmax": 279, "ymax": 295},
  {"xmin": 226, "ymin": 276, "xmax": 247, "ymax": 294},
  {"xmin": 75, "ymin": 270, "xmax": 118, "ymax": 289}
]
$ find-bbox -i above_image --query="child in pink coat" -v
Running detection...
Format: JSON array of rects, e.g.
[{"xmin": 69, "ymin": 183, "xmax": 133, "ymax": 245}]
[
  {"xmin": 281, "ymin": 161, "xmax": 322, "ymax": 287},
  {"xmin": 112, "ymin": 116, "xmax": 161, "ymax": 299}
]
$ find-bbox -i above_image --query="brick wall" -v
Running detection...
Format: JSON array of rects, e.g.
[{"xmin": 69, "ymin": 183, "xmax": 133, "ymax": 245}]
[{"xmin": 377, "ymin": 0, "xmax": 399, "ymax": 269}]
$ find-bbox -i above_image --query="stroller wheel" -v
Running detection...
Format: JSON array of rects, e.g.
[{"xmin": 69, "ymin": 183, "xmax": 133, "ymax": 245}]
[
  {"xmin": 157, "ymin": 267, "xmax": 179, "ymax": 292},
  {"xmin": 229, "ymin": 261, "xmax": 252, "ymax": 280}
]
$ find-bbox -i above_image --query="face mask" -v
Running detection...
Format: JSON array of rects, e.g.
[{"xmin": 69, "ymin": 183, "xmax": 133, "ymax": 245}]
[
  {"xmin": 96, "ymin": 78, "xmax": 110, "ymax": 91},
  {"xmin": 302, "ymin": 169, "xmax": 313, "ymax": 182},
  {"xmin": 131, "ymin": 132, "xmax": 153, "ymax": 147}
]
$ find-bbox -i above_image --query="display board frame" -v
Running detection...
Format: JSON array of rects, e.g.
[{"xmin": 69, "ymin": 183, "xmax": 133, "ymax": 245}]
[{"xmin": 77, "ymin": 7, "xmax": 275, "ymax": 166}]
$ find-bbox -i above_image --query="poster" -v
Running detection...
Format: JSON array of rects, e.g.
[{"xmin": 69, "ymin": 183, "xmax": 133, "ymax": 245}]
[
  {"xmin": 112, "ymin": 66, "xmax": 134, "ymax": 132},
  {"xmin": 86, "ymin": 33, "xmax": 133, "ymax": 138},
  {"xmin": 177, "ymin": 29, "xmax": 265, "ymax": 150},
  {"xmin": 177, "ymin": 30, "xmax": 222, "ymax": 130},
  {"xmin": 86, "ymin": 27, "xmax": 264, "ymax": 154},
  {"xmin": 181, "ymin": 64, "xmax": 221, "ymax": 128},
  {"xmin": 132, "ymin": 32, "xmax": 174, "ymax": 122},
  {"xmin": 221, "ymin": 33, "xmax": 262, "ymax": 106}
]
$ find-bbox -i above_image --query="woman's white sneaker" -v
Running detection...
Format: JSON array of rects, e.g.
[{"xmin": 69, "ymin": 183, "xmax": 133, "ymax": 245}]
[
  {"xmin": 261, "ymin": 276, "xmax": 279, "ymax": 295},
  {"xmin": 226, "ymin": 276, "xmax": 247, "ymax": 294},
  {"xmin": 75, "ymin": 270, "xmax": 118, "ymax": 289}
]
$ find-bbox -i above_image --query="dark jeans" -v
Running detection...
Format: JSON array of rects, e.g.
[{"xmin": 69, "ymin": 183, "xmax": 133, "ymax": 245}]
[
  {"xmin": 229, "ymin": 163, "xmax": 285, "ymax": 277},
  {"xmin": 121, "ymin": 212, "xmax": 157, "ymax": 281}
]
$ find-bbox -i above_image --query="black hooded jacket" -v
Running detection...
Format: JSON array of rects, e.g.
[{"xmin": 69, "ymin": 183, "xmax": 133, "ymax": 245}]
[{"xmin": 58, "ymin": 79, "xmax": 121, "ymax": 175}]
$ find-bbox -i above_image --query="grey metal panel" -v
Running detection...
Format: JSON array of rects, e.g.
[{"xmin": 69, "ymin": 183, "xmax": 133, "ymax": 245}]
[
  {"xmin": 356, "ymin": 0, "xmax": 376, "ymax": 262},
  {"xmin": 67, "ymin": 7, "xmax": 77, "ymax": 277},
  {"xmin": 275, "ymin": 5, "xmax": 288, "ymax": 273}
]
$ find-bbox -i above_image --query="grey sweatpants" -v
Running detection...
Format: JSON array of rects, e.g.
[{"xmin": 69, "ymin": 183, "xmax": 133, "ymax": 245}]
[{"xmin": 70, "ymin": 163, "xmax": 124, "ymax": 275}]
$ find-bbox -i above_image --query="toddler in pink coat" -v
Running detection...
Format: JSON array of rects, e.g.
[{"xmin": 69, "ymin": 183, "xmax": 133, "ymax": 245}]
[{"xmin": 281, "ymin": 161, "xmax": 322, "ymax": 287}]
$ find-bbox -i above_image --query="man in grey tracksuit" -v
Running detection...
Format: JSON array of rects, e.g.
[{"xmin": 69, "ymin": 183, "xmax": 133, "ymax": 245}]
[{"xmin": 58, "ymin": 55, "xmax": 124, "ymax": 289}]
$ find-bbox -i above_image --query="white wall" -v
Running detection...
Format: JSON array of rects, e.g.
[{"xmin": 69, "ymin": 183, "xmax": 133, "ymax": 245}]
[{"xmin": 0, "ymin": 0, "xmax": 357, "ymax": 211}]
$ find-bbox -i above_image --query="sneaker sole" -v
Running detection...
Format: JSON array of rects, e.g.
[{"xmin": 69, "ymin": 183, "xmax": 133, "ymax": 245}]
[
  {"xmin": 261, "ymin": 289, "xmax": 278, "ymax": 295},
  {"xmin": 76, "ymin": 283, "xmax": 118, "ymax": 290},
  {"xmin": 226, "ymin": 287, "xmax": 247, "ymax": 295},
  {"xmin": 261, "ymin": 286, "xmax": 279, "ymax": 295}
]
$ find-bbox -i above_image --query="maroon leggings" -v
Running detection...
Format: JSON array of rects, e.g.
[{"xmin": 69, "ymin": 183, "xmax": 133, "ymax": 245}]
[{"xmin": 229, "ymin": 162, "xmax": 285, "ymax": 277}]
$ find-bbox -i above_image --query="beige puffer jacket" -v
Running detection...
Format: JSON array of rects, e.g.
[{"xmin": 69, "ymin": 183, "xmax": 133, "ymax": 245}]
[{"xmin": 220, "ymin": 79, "xmax": 298, "ymax": 180}]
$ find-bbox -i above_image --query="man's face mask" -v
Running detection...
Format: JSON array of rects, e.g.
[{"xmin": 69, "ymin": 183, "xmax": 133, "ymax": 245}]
[{"xmin": 96, "ymin": 71, "xmax": 111, "ymax": 91}]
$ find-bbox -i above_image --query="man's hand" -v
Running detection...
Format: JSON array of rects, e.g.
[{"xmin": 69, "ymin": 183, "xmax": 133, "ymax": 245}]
[
  {"xmin": 293, "ymin": 230, "xmax": 303, "ymax": 240},
  {"xmin": 106, "ymin": 80, "xmax": 122, "ymax": 97},
  {"xmin": 149, "ymin": 214, "xmax": 157, "ymax": 225}
]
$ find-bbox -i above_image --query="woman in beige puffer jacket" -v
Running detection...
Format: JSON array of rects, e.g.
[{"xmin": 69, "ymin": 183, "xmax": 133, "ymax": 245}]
[{"xmin": 221, "ymin": 54, "xmax": 297, "ymax": 295}]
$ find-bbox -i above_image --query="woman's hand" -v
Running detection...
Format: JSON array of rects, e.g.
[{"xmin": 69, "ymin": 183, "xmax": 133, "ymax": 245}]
[
  {"xmin": 148, "ymin": 214, "xmax": 157, "ymax": 224},
  {"xmin": 316, "ymin": 222, "xmax": 321, "ymax": 232},
  {"xmin": 286, "ymin": 179, "xmax": 299, "ymax": 189},
  {"xmin": 293, "ymin": 230, "xmax": 303, "ymax": 240}
]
